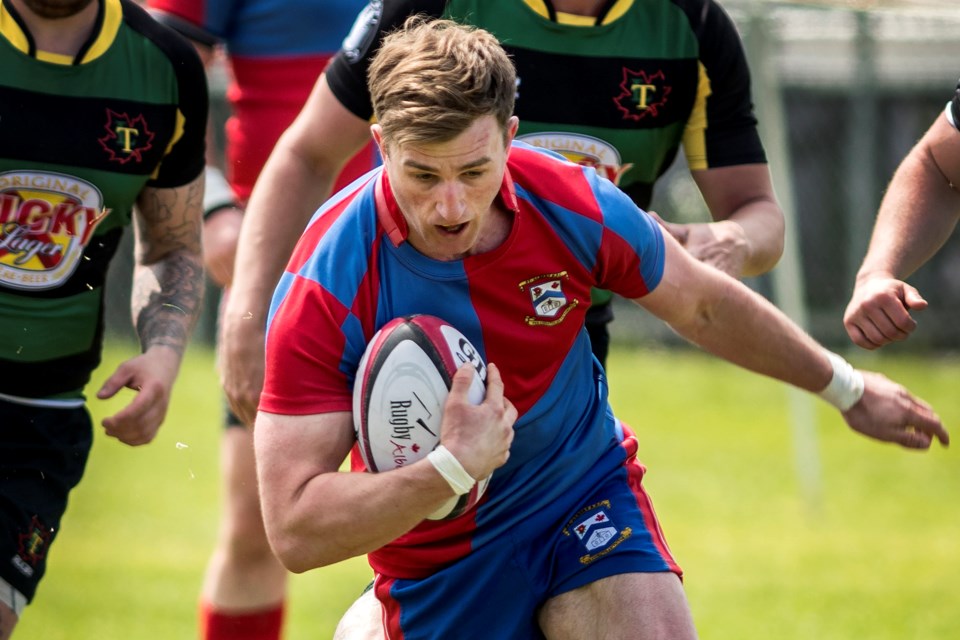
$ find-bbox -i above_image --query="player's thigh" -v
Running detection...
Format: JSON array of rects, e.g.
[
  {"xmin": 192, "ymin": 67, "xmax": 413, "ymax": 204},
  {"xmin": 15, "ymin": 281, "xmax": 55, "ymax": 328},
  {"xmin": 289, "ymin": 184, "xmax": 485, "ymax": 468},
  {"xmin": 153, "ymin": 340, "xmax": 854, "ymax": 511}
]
[{"xmin": 538, "ymin": 571, "xmax": 697, "ymax": 640}]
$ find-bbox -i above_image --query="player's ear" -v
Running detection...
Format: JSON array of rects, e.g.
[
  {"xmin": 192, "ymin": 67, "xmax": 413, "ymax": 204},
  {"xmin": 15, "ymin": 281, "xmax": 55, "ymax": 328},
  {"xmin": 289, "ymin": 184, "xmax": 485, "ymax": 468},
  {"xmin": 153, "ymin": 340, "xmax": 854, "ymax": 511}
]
[
  {"xmin": 504, "ymin": 116, "xmax": 519, "ymax": 148},
  {"xmin": 370, "ymin": 124, "xmax": 388, "ymax": 160}
]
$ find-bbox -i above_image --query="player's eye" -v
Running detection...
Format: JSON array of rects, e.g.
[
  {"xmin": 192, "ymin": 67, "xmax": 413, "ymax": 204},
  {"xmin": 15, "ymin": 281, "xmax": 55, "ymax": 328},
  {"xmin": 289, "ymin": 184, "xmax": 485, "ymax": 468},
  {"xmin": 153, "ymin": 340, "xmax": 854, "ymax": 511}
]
[
  {"xmin": 462, "ymin": 170, "xmax": 484, "ymax": 179},
  {"xmin": 413, "ymin": 173, "xmax": 437, "ymax": 183}
]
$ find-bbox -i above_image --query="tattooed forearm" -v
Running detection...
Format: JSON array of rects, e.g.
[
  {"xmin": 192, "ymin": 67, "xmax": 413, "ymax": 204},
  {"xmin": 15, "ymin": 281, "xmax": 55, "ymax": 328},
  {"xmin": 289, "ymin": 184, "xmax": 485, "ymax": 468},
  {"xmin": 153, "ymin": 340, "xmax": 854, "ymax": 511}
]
[
  {"xmin": 132, "ymin": 176, "xmax": 205, "ymax": 354},
  {"xmin": 132, "ymin": 250, "xmax": 205, "ymax": 354}
]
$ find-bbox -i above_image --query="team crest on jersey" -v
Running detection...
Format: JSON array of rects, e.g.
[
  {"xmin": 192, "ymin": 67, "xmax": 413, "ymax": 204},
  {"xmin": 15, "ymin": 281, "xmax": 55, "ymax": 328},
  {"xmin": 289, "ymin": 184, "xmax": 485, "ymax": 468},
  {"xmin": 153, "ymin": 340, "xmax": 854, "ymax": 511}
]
[
  {"xmin": 518, "ymin": 271, "xmax": 578, "ymax": 326},
  {"xmin": 516, "ymin": 132, "xmax": 634, "ymax": 186},
  {"xmin": 0, "ymin": 170, "xmax": 110, "ymax": 290},
  {"xmin": 613, "ymin": 68, "xmax": 672, "ymax": 122},
  {"xmin": 12, "ymin": 515, "xmax": 53, "ymax": 577},
  {"xmin": 563, "ymin": 500, "xmax": 632, "ymax": 565},
  {"xmin": 98, "ymin": 109, "xmax": 155, "ymax": 164}
]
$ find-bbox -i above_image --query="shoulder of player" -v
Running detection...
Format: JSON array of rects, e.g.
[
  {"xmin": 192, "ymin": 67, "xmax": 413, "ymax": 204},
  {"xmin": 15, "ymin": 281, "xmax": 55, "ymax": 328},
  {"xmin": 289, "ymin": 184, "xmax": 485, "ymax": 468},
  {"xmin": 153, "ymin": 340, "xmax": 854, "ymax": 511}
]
[{"xmin": 120, "ymin": 0, "xmax": 207, "ymax": 76}]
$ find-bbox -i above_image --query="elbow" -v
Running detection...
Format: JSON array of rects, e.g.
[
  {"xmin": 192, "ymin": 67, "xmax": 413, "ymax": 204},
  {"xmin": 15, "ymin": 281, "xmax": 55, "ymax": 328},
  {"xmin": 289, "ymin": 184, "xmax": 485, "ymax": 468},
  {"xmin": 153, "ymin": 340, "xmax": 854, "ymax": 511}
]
[
  {"xmin": 268, "ymin": 530, "xmax": 337, "ymax": 574},
  {"xmin": 742, "ymin": 204, "xmax": 786, "ymax": 277}
]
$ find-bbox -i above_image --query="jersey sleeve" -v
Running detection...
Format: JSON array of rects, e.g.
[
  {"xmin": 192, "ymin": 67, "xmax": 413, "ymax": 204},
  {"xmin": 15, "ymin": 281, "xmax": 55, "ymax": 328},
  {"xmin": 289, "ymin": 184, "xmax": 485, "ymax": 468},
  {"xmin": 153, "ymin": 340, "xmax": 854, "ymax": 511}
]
[
  {"xmin": 146, "ymin": 20, "xmax": 209, "ymax": 187},
  {"xmin": 947, "ymin": 78, "xmax": 960, "ymax": 131},
  {"xmin": 146, "ymin": 0, "xmax": 231, "ymax": 46},
  {"xmin": 679, "ymin": 0, "xmax": 766, "ymax": 170},
  {"xmin": 589, "ymin": 170, "xmax": 667, "ymax": 299},
  {"xmin": 326, "ymin": 0, "xmax": 447, "ymax": 121}
]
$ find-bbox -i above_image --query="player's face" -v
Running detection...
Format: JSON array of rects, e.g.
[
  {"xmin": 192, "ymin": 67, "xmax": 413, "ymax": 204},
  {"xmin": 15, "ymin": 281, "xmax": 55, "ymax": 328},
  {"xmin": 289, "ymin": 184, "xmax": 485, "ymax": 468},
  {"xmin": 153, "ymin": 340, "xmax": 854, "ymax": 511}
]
[
  {"xmin": 375, "ymin": 115, "xmax": 519, "ymax": 262},
  {"xmin": 15, "ymin": 0, "xmax": 95, "ymax": 19}
]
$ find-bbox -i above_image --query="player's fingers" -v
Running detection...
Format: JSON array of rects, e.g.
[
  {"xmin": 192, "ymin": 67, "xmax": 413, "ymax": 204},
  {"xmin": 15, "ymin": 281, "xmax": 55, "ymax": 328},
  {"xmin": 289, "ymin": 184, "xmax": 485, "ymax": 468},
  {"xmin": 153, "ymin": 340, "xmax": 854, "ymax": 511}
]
[
  {"xmin": 482, "ymin": 362, "xmax": 504, "ymax": 403},
  {"xmin": 449, "ymin": 362, "xmax": 479, "ymax": 401},
  {"xmin": 855, "ymin": 305, "xmax": 911, "ymax": 348},
  {"xmin": 905, "ymin": 400, "xmax": 949, "ymax": 446},
  {"xmin": 844, "ymin": 320, "xmax": 877, "ymax": 350},
  {"xmin": 96, "ymin": 365, "xmax": 134, "ymax": 400},
  {"xmin": 903, "ymin": 284, "xmax": 928, "ymax": 311}
]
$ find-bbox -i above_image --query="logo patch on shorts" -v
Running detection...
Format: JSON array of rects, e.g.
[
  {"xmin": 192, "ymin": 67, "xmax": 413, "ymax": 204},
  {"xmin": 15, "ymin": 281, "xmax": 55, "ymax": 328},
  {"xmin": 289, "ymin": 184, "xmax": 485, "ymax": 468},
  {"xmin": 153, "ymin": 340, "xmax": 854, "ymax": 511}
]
[
  {"xmin": 12, "ymin": 515, "xmax": 53, "ymax": 577},
  {"xmin": 563, "ymin": 500, "xmax": 632, "ymax": 565}
]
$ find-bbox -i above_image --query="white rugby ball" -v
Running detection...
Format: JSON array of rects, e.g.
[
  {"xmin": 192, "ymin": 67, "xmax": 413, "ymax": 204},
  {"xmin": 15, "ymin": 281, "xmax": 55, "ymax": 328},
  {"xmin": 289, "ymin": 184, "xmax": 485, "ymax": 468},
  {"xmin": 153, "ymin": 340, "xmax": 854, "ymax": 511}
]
[{"xmin": 352, "ymin": 314, "xmax": 491, "ymax": 520}]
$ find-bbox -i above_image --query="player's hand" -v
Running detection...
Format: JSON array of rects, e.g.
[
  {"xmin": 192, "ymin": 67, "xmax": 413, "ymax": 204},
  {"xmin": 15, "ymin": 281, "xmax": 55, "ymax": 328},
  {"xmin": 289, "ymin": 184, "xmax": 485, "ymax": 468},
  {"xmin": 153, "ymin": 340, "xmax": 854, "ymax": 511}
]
[
  {"xmin": 649, "ymin": 212, "xmax": 748, "ymax": 278},
  {"xmin": 96, "ymin": 345, "xmax": 181, "ymax": 446},
  {"xmin": 218, "ymin": 288, "xmax": 265, "ymax": 426},
  {"xmin": 842, "ymin": 371, "xmax": 948, "ymax": 450},
  {"xmin": 440, "ymin": 363, "xmax": 516, "ymax": 481},
  {"xmin": 843, "ymin": 275, "xmax": 928, "ymax": 349}
]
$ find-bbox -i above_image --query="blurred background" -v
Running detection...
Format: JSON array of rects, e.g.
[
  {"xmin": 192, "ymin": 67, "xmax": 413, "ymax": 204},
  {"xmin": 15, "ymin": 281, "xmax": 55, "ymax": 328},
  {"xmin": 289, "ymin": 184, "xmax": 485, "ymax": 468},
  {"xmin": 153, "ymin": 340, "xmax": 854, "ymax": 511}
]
[{"xmin": 106, "ymin": 0, "xmax": 960, "ymax": 353}]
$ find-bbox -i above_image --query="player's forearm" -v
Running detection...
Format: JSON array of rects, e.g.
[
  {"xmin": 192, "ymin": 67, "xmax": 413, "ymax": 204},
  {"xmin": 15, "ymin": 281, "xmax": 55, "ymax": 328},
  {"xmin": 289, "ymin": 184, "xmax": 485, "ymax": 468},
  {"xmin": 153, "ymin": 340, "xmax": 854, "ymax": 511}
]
[
  {"xmin": 268, "ymin": 465, "xmax": 458, "ymax": 571},
  {"xmin": 725, "ymin": 197, "xmax": 784, "ymax": 277},
  {"xmin": 857, "ymin": 150, "xmax": 960, "ymax": 283},
  {"xmin": 131, "ymin": 248, "xmax": 205, "ymax": 357},
  {"xmin": 678, "ymin": 274, "xmax": 832, "ymax": 394}
]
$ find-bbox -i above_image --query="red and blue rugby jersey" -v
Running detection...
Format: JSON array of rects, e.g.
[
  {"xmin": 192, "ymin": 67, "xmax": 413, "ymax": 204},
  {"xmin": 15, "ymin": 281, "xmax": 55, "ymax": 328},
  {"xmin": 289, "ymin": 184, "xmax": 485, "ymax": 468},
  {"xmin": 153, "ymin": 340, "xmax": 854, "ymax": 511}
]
[
  {"xmin": 147, "ymin": 0, "xmax": 373, "ymax": 201},
  {"xmin": 261, "ymin": 143, "xmax": 665, "ymax": 577}
]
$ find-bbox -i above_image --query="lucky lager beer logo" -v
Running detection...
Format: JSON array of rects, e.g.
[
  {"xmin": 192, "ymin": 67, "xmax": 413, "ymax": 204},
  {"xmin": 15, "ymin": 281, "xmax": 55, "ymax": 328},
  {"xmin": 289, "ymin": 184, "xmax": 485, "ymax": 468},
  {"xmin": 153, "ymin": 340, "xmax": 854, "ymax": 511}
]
[
  {"xmin": 0, "ymin": 171, "xmax": 110, "ymax": 290},
  {"xmin": 517, "ymin": 132, "xmax": 634, "ymax": 186}
]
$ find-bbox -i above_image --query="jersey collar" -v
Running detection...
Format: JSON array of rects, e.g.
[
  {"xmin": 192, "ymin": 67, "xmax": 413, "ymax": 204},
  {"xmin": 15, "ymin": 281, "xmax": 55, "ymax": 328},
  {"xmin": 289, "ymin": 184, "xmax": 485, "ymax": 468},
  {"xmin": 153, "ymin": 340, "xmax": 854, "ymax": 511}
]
[
  {"xmin": 522, "ymin": 0, "xmax": 632, "ymax": 26},
  {"xmin": 0, "ymin": 0, "xmax": 122, "ymax": 65},
  {"xmin": 375, "ymin": 164, "xmax": 521, "ymax": 249}
]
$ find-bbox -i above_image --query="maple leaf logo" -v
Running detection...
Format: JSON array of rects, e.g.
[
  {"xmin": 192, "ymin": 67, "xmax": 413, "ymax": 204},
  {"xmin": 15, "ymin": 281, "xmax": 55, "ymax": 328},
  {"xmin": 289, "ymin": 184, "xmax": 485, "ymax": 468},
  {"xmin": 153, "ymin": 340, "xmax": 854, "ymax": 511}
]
[
  {"xmin": 17, "ymin": 516, "xmax": 53, "ymax": 567},
  {"xmin": 98, "ymin": 109, "xmax": 155, "ymax": 164},
  {"xmin": 613, "ymin": 68, "xmax": 672, "ymax": 122}
]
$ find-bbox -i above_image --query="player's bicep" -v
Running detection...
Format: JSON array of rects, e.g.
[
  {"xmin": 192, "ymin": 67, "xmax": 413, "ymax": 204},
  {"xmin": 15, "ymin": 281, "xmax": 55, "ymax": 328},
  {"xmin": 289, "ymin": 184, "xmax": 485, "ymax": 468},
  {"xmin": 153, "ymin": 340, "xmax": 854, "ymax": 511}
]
[
  {"xmin": 255, "ymin": 411, "xmax": 356, "ymax": 501},
  {"xmin": 284, "ymin": 75, "xmax": 372, "ymax": 174},
  {"xmin": 632, "ymin": 227, "xmax": 730, "ymax": 331},
  {"xmin": 134, "ymin": 174, "xmax": 204, "ymax": 262},
  {"xmin": 928, "ymin": 113, "xmax": 960, "ymax": 193}
]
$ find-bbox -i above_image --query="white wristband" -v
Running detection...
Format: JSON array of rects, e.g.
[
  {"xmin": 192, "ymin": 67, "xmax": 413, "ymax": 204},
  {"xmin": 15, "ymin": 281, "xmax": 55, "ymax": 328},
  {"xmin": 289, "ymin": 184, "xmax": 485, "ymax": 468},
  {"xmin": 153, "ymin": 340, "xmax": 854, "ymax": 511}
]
[
  {"xmin": 203, "ymin": 165, "xmax": 238, "ymax": 218},
  {"xmin": 427, "ymin": 445, "xmax": 476, "ymax": 496},
  {"xmin": 818, "ymin": 352, "xmax": 865, "ymax": 412}
]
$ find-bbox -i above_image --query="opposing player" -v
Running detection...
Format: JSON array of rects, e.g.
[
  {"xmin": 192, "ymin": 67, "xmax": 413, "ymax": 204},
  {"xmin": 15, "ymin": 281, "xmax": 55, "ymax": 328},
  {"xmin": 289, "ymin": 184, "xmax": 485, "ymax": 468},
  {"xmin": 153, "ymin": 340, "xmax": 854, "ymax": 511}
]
[
  {"xmin": 844, "ymin": 77, "xmax": 960, "ymax": 348},
  {"xmin": 145, "ymin": 2, "xmax": 374, "ymax": 637},
  {"xmin": 255, "ymin": 19, "xmax": 947, "ymax": 640},
  {"xmin": 0, "ymin": 0, "xmax": 206, "ymax": 637},
  {"xmin": 221, "ymin": 0, "xmax": 785, "ymax": 427}
]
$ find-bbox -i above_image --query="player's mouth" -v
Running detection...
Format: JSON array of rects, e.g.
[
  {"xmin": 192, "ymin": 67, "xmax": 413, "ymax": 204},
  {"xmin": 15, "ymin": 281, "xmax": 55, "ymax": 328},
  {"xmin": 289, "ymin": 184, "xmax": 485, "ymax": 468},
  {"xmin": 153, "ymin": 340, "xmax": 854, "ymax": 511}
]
[{"xmin": 436, "ymin": 223, "xmax": 467, "ymax": 235}]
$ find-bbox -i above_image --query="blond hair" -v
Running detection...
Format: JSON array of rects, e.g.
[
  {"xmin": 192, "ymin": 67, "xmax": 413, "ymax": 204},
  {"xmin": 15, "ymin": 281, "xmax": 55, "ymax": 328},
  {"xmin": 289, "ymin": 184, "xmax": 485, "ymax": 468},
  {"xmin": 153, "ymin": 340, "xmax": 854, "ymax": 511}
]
[{"xmin": 368, "ymin": 17, "xmax": 516, "ymax": 149}]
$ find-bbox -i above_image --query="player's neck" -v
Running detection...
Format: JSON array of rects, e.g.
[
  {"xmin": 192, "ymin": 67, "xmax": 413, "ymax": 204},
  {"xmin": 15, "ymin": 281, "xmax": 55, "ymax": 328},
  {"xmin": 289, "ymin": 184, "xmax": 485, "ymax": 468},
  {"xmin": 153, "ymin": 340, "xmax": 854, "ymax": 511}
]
[
  {"xmin": 549, "ymin": 0, "xmax": 607, "ymax": 18},
  {"xmin": 9, "ymin": 0, "xmax": 100, "ymax": 57}
]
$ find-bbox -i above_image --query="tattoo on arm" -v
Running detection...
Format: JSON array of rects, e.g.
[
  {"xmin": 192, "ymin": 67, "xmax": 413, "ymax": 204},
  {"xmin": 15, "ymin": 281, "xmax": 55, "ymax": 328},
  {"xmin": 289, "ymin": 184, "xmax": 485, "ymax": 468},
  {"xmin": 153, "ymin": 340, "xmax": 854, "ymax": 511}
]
[{"xmin": 132, "ymin": 175, "xmax": 206, "ymax": 355}]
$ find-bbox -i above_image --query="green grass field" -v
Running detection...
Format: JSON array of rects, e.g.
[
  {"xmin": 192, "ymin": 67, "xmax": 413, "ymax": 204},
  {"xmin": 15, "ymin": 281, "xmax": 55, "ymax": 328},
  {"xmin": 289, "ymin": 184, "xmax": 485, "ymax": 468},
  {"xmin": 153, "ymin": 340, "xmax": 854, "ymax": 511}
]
[{"xmin": 16, "ymin": 340, "xmax": 959, "ymax": 639}]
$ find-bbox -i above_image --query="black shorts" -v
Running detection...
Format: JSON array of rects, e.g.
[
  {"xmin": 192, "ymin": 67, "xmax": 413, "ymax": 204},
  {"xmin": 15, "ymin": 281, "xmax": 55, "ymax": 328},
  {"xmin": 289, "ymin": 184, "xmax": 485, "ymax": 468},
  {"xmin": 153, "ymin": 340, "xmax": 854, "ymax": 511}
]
[
  {"xmin": 585, "ymin": 301, "xmax": 614, "ymax": 370},
  {"xmin": 0, "ymin": 399, "xmax": 93, "ymax": 602}
]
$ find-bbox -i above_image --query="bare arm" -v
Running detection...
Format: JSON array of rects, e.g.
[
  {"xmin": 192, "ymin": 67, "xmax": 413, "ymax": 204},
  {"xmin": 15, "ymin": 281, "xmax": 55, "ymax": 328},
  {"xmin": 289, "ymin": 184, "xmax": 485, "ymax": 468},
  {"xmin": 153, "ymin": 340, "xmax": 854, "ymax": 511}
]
[
  {"xmin": 255, "ymin": 365, "xmax": 516, "ymax": 572},
  {"xmin": 97, "ymin": 174, "xmax": 206, "ymax": 445},
  {"xmin": 844, "ymin": 113, "xmax": 960, "ymax": 349},
  {"xmin": 657, "ymin": 163, "xmax": 784, "ymax": 278},
  {"xmin": 637, "ymin": 229, "xmax": 948, "ymax": 450},
  {"xmin": 221, "ymin": 75, "xmax": 372, "ymax": 425}
]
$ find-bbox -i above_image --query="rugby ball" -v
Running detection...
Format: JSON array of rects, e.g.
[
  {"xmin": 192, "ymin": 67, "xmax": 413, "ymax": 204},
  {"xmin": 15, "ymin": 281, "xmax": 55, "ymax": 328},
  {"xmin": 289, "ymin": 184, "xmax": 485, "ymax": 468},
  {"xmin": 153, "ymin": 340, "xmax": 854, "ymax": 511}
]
[{"xmin": 352, "ymin": 315, "xmax": 490, "ymax": 520}]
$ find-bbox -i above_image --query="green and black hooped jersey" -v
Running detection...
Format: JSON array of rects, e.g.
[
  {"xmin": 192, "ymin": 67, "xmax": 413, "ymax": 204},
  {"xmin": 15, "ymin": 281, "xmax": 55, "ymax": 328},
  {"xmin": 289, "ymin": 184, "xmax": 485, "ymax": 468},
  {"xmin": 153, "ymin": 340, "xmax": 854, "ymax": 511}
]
[
  {"xmin": 330, "ymin": 0, "xmax": 766, "ymax": 206},
  {"xmin": 328, "ymin": 0, "xmax": 766, "ymax": 306},
  {"xmin": 0, "ymin": 0, "xmax": 207, "ymax": 400}
]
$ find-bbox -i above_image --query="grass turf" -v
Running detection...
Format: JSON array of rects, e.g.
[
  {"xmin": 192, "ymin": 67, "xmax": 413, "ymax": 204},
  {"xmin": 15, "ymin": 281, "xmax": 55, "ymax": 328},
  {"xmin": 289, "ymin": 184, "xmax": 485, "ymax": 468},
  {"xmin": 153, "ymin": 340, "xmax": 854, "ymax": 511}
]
[{"xmin": 16, "ymin": 341, "xmax": 959, "ymax": 639}]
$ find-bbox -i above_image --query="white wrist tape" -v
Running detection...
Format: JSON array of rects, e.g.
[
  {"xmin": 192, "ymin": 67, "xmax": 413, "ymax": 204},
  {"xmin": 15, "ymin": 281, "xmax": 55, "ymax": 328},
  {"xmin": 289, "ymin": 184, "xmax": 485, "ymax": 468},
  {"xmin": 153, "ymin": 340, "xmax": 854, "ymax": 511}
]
[
  {"xmin": 818, "ymin": 352, "xmax": 865, "ymax": 412},
  {"xmin": 427, "ymin": 445, "xmax": 475, "ymax": 496},
  {"xmin": 203, "ymin": 165, "xmax": 238, "ymax": 218}
]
